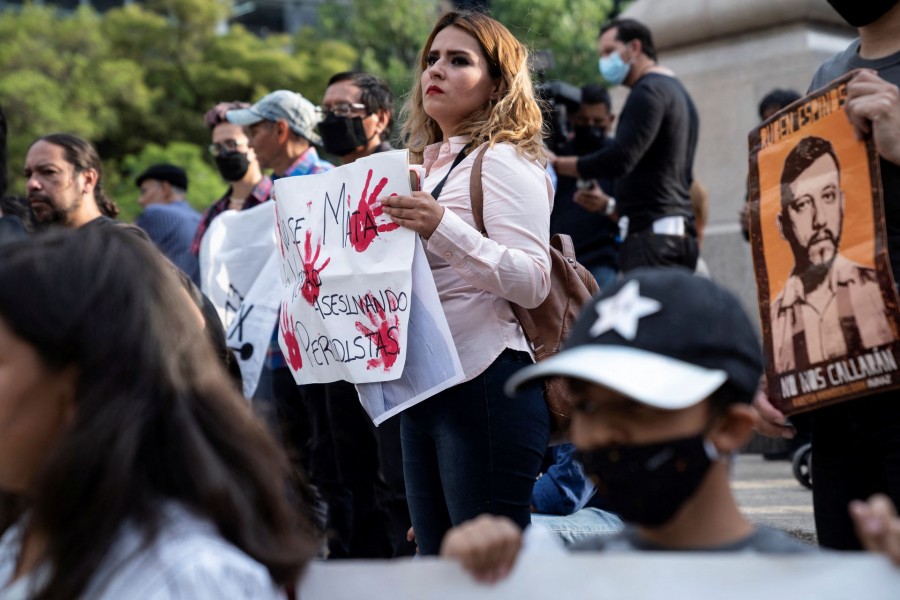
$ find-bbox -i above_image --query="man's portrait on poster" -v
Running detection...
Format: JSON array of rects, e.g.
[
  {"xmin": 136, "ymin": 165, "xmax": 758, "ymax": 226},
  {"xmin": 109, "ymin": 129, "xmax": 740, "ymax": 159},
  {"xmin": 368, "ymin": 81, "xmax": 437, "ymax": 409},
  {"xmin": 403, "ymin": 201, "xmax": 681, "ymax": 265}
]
[{"xmin": 770, "ymin": 135, "xmax": 893, "ymax": 373}]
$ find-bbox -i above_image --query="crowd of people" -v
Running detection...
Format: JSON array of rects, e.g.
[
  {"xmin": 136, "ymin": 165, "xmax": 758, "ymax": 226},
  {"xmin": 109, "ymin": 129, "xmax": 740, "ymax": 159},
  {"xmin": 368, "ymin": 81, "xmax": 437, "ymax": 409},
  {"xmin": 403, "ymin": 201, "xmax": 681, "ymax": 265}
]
[{"xmin": 1, "ymin": 1, "xmax": 900, "ymax": 597}]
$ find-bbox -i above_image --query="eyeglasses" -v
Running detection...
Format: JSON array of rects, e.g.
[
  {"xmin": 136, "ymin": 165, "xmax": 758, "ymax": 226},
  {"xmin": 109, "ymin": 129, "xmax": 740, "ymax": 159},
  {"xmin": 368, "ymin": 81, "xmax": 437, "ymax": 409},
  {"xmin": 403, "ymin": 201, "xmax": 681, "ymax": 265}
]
[
  {"xmin": 316, "ymin": 102, "xmax": 368, "ymax": 118},
  {"xmin": 208, "ymin": 139, "xmax": 248, "ymax": 156}
]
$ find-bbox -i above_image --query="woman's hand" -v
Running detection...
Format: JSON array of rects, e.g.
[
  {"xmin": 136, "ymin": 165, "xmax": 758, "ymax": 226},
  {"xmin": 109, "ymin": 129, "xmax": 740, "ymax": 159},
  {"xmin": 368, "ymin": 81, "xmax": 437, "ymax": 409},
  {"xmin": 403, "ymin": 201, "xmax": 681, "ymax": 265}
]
[{"xmin": 380, "ymin": 192, "xmax": 445, "ymax": 238}]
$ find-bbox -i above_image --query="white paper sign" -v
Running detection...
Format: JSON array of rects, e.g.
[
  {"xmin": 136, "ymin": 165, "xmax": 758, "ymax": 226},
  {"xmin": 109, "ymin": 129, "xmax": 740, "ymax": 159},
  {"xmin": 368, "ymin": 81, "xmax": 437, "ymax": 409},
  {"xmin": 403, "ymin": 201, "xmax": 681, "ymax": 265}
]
[
  {"xmin": 298, "ymin": 553, "xmax": 900, "ymax": 600},
  {"xmin": 274, "ymin": 150, "xmax": 417, "ymax": 384},
  {"xmin": 356, "ymin": 238, "xmax": 464, "ymax": 425},
  {"xmin": 199, "ymin": 201, "xmax": 280, "ymax": 398}
]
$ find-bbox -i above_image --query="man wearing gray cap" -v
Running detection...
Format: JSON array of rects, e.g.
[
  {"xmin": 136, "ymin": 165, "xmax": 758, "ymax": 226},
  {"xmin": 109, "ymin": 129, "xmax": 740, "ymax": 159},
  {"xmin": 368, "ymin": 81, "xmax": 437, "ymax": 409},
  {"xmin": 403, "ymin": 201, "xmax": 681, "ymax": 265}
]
[
  {"xmin": 227, "ymin": 90, "xmax": 334, "ymax": 519},
  {"xmin": 226, "ymin": 90, "xmax": 334, "ymax": 179}
]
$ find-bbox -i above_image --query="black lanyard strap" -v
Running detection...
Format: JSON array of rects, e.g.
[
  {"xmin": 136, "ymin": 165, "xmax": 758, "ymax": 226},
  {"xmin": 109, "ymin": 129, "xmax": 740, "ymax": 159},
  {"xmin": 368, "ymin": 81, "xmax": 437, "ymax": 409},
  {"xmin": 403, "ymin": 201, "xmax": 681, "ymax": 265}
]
[{"xmin": 430, "ymin": 142, "xmax": 473, "ymax": 201}]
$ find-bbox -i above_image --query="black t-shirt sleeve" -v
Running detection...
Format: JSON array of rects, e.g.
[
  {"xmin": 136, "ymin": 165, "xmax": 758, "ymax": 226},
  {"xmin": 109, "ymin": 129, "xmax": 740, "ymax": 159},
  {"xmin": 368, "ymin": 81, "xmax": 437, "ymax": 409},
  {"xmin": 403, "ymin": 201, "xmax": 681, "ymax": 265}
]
[{"xmin": 576, "ymin": 81, "xmax": 666, "ymax": 180}]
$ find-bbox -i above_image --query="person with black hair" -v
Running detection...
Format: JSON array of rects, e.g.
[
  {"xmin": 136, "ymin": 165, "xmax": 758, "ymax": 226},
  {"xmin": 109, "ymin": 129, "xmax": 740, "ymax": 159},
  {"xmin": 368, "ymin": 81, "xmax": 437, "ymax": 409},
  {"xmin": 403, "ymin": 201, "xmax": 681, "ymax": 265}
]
[
  {"xmin": 552, "ymin": 18, "xmax": 699, "ymax": 273},
  {"xmin": 192, "ymin": 101, "xmax": 272, "ymax": 257},
  {"xmin": 0, "ymin": 226, "xmax": 319, "ymax": 598},
  {"xmin": 318, "ymin": 71, "xmax": 395, "ymax": 164},
  {"xmin": 23, "ymin": 133, "xmax": 244, "ymax": 398},
  {"xmin": 740, "ymin": 88, "xmax": 802, "ymax": 240},
  {"xmin": 550, "ymin": 83, "xmax": 619, "ymax": 290},
  {"xmin": 24, "ymin": 133, "xmax": 119, "ymax": 229},
  {"xmin": 758, "ymin": 89, "xmax": 802, "ymax": 121}
]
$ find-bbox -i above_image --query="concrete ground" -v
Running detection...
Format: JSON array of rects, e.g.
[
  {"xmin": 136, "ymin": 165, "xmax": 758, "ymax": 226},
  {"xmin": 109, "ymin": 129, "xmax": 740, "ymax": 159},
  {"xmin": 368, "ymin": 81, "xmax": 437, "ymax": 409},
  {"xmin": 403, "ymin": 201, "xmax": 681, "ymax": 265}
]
[{"xmin": 732, "ymin": 454, "xmax": 816, "ymax": 545}]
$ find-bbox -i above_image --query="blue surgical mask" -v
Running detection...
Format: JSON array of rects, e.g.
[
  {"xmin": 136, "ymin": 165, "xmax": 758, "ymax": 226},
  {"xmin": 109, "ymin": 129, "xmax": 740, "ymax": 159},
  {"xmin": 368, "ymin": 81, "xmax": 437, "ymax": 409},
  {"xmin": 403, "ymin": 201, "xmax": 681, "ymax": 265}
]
[{"xmin": 599, "ymin": 51, "xmax": 631, "ymax": 87}]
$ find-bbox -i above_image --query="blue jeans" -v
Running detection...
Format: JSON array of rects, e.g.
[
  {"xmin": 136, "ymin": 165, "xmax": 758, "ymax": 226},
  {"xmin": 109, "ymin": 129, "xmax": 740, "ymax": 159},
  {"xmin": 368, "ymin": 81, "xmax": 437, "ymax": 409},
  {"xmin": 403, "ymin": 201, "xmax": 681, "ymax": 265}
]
[
  {"xmin": 531, "ymin": 508, "xmax": 624, "ymax": 547},
  {"xmin": 401, "ymin": 349, "xmax": 550, "ymax": 555},
  {"xmin": 590, "ymin": 265, "xmax": 618, "ymax": 293}
]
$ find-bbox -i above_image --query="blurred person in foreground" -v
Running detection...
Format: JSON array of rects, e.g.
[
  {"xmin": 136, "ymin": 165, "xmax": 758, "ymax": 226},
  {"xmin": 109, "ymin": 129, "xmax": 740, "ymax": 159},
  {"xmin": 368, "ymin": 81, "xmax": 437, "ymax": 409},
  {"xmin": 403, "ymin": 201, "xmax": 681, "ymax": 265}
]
[
  {"xmin": 441, "ymin": 269, "xmax": 817, "ymax": 582},
  {"xmin": 0, "ymin": 226, "xmax": 318, "ymax": 598}
]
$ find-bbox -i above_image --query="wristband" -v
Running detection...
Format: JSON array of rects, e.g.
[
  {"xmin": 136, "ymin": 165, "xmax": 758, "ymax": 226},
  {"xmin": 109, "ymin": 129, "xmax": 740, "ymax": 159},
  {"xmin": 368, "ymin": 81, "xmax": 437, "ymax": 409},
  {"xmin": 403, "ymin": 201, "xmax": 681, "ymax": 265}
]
[{"xmin": 605, "ymin": 197, "xmax": 617, "ymax": 216}]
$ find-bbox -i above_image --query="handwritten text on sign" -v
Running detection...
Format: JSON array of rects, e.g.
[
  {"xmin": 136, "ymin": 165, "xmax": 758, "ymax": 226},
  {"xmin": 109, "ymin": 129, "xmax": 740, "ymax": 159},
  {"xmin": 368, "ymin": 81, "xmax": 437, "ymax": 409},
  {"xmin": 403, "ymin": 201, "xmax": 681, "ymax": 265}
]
[{"xmin": 274, "ymin": 150, "xmax": 416, "ymax": 384}]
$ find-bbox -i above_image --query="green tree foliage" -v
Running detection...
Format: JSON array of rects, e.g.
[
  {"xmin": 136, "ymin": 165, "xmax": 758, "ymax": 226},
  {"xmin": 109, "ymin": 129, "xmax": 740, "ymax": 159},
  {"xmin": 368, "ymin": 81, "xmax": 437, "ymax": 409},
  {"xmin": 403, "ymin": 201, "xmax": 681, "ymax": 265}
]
[
  {"xmin": 0, "ymin": 5, "xmax": 153, "ymax": 188},
  {"xmin": 316, "ymin": 0, "xmax": 443, "ymax": 103},
  {"xmin": 0, "ymin": 0, "xmax": 627, "ymax": 221},
  {"xmin": 490, "ymin": 0, "xmax": 624, "ymax": 86},
  {"xmin": 112, "ymin": 141, "xmax": 224, "ymax": 222},
  {"xmin": 0, "ymin": 0, "xmax": 355, "ymax": 220}
]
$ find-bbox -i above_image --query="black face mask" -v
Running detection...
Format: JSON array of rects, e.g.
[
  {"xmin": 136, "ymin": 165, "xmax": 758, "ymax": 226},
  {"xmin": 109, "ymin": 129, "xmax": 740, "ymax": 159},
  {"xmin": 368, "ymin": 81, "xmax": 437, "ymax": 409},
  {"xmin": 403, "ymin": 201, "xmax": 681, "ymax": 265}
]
[
  {"xmin": 574, "ymin": 433, "xmax": 719, "ymax": 527},
  {"xmin": 826, "ymin": 0, "xmax": 898, "ymax": 27},
  {"xmin": 318, "ymin": 115, "xmax": 370, "ymax": 158},
  {"xmin": 572, "ymin": 125, "xmax": 607, "ymax": 156},
  {"xmin": 214, "ymin": 150, "xmax": 250, "ymax": 182}
]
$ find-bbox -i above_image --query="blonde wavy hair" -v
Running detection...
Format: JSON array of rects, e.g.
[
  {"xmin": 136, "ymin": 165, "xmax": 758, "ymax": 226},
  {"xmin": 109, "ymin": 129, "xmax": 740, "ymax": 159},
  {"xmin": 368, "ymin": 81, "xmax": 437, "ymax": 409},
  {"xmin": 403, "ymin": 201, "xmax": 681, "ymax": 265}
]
[{"xmin": 400, "ymin": 11, "xmax": 547, "ymax": 164}]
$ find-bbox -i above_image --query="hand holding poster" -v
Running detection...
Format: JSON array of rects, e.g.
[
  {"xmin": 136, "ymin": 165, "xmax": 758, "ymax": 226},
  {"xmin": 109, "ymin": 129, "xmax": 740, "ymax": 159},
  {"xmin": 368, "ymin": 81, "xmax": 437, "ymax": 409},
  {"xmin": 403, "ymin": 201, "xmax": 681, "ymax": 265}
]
[
  {"xmin": 273, "ymin": 150, "xmax": 418, "ymax": 385},
  {"xmin": 749, "ymin": 71, "xmax": 900, "ymax": 415}
]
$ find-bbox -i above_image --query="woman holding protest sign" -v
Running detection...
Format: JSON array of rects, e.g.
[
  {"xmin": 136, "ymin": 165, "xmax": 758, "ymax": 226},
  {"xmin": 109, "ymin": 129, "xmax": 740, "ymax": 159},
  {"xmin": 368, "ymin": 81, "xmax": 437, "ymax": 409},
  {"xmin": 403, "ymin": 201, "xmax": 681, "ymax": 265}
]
[
  {"xmin": 380, "ymin": 11, "xmax": 553, "ymax": 555},
  {"xmin": 0, "ymin": 227, "xmax": 317, "ymax": 598}
]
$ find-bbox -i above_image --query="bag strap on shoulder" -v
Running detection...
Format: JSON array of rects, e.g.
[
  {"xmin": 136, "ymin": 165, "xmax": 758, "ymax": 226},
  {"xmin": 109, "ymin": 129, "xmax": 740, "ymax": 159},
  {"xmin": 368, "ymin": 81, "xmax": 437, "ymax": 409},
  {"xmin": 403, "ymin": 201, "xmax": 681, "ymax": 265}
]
[
  {"xmin": 552, "ymin": 233, "xmax": 577, "ymax": 263},
  {"xmin": 469, "ymin": 144, "xmax": 488, "ymax": 234},
  {"xmin": 468, "ymin": 144, "xmax": 546, "ymax": 352}
]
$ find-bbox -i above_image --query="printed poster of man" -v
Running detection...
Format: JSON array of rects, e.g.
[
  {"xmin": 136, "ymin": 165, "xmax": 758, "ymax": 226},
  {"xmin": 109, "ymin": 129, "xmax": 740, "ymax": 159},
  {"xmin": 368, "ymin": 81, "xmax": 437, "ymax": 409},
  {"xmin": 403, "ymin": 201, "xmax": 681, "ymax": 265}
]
[{"xmin": 749, "ymin": 71, "xmax": 900, "ymax": 415}]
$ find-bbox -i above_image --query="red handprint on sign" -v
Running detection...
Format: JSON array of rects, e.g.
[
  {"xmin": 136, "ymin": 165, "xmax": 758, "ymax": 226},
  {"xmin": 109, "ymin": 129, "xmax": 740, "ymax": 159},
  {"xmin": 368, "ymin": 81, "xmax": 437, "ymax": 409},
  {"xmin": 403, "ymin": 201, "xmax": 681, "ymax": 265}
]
[
  {"xmin": 280, "ymin": 303, "xmax": 303, "ymax": 370},
  {"xmin": 355, "ymin": 293, "xmax": 401, "ymax": 371},
  {"xmin": 349, "ymin": 169, "xmax": 400, "ymax": 252},
  {"xmin": 301, "ymin": 230, "xmax": 330, "ymax": 305}
]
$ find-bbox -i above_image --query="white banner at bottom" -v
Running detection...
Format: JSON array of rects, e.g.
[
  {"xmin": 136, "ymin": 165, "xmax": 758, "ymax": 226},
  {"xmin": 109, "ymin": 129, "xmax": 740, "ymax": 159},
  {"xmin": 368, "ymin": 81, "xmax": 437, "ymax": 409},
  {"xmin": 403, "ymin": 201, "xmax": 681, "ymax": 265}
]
[{"xmin": 298, "ymin": 553, "xmax": 900, "ymax": 600}]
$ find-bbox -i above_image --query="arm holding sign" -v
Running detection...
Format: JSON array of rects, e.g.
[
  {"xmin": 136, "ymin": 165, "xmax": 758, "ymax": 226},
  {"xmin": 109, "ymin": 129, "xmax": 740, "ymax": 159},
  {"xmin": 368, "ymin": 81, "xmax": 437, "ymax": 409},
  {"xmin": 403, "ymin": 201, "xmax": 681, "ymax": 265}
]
[
  {"xmin": 403, "ymin": 143, "xmax": 552, "ymax": 309},
  {"xmin": 380, "ymin": 191, "xmax": 445, "ymax": 238},
  {"xmin": 846, "ymin": 69, "xmax": 900, "ymax": 166}
]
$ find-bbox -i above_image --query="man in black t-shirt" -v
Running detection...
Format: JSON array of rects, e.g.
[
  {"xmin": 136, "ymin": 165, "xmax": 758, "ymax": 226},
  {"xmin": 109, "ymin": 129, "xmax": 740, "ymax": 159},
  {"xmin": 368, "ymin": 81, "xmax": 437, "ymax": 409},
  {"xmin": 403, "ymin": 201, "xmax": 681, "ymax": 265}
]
[{"xmin": 552, "ymin": 19, "xmax": 699, "ymax": 273}]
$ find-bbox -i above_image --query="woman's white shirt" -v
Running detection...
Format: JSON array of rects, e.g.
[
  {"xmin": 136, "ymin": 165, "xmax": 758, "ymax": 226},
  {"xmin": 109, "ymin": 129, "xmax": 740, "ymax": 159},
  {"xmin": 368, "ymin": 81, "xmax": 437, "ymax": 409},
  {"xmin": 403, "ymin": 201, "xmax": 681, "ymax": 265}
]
[
  {"xmin": 423, "ymin": 136, "xmax": 553, "ymax": 380},
  {"xmin": 0, "ymin": 503, "xmax": 281, "ymax": 599}
]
